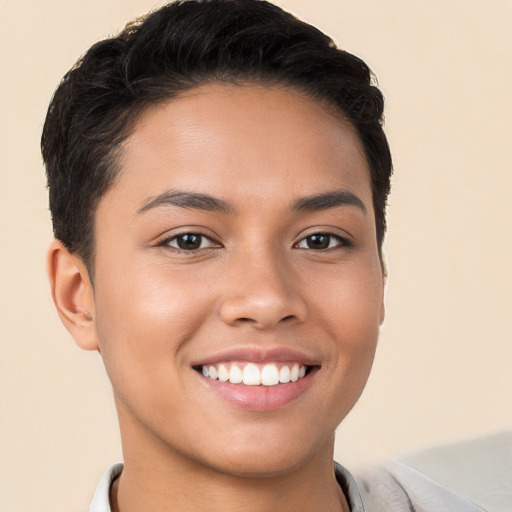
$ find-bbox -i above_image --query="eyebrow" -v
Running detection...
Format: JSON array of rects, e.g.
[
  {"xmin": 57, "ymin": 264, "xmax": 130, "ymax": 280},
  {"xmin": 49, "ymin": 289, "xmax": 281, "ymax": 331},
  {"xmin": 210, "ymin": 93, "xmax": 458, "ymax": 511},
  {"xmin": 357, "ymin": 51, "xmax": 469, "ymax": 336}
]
[
  {"xmin": 137, "ymin": 190, "xmax": 235, "ymax": 215},
  {"xmin": 291, "ymin": 190, "xmax": 367, "ymax": 215},
  {"xmin": 136, "ymin": 188, "xmax": 367, "ymax": 216}
]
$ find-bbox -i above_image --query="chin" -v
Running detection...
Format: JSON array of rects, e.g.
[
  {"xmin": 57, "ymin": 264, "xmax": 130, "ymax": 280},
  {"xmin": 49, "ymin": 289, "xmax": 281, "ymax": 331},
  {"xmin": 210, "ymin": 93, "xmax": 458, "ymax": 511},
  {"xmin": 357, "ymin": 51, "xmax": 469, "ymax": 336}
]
[
  {"xmin": 201, "ymin": 450, "xmax": 313, "ymax": 479},
  {"xmin": 187, "ymin": 427, "xmax": 335, "ymax": 479}
]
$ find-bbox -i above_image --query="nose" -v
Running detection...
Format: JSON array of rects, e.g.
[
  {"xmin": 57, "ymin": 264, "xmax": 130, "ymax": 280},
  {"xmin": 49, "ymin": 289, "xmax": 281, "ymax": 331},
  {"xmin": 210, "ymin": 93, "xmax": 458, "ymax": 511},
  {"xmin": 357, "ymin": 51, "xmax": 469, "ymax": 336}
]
[{"xmin": 219, "ymin": 251, "xmax": 307, "ymax": 330}]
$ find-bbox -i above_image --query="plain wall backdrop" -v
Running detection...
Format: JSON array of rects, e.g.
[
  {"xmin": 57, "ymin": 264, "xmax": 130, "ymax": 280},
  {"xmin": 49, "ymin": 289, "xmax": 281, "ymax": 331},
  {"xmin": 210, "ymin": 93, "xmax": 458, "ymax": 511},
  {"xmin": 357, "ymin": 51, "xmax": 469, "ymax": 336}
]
[{"xmin": 1, "ymin": 1, "xmax": 511, "ymax": 511}]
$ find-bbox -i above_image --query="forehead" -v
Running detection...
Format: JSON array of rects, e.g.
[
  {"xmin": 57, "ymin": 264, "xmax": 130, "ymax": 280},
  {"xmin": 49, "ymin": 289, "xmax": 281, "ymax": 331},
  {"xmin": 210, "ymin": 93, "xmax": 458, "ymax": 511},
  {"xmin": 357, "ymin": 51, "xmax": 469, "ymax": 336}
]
[{"xmin": 108, "ymin": 83, "xmax": 372, "ymax": 212}]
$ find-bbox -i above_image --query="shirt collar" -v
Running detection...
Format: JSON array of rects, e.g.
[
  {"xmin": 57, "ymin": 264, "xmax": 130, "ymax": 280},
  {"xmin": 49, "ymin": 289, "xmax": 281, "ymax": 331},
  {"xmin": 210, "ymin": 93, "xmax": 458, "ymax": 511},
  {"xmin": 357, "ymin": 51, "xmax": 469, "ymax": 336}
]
[
  {"xmin": 89, "ymin": 463, "xmax": 123, "ymax": 512},
  {"xmin": 335, "ymin": 461, "xmax": 366, "ymax": 512}
]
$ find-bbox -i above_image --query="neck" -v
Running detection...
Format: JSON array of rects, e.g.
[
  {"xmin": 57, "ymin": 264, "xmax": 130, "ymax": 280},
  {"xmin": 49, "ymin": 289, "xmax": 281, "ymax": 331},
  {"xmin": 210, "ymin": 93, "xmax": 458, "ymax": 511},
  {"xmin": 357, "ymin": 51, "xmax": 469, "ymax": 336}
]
[{"xmin": 113, "ymin": 410, "xmax": 349, "ymax": 512}]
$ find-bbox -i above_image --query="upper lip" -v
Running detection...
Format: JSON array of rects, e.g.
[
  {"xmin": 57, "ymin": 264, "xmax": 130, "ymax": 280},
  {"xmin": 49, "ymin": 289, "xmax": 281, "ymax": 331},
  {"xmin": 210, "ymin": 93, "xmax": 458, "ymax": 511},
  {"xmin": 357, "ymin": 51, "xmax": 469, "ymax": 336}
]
[{"xmin": 191, "ymin": 346, "xmax": 321, "ymax": 367}]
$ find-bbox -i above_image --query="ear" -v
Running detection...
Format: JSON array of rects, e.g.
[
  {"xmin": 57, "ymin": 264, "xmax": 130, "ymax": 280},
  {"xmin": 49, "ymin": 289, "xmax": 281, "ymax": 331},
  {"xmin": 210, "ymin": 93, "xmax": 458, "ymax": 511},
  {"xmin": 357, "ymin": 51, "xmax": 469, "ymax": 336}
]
[
  {"xmin": 47, "ymin": 239, "xmax": 99, "ymax": 351},
  {"xmin": 379, "ymin": 298, "xmax": 386, "ymax": 326},
  {"xmin": 379, "ymin": 252, "xmax": 387, "ymax": 326}
]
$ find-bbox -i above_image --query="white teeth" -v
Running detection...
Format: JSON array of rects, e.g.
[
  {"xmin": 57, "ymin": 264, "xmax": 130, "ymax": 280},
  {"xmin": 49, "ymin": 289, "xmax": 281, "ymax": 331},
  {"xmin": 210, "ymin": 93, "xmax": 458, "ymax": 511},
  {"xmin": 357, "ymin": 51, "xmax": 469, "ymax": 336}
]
[
  {"xmin": 243, "ymin": 363, "xmax": 261, "ymax": 385},
  {"xmin": 261, "ymin": 364, "xmax": 279, "ymax": 386},
  {"xmin": 208, "ymin": 365, "xmax": 218, "ymax": 380},
  {"xmin": 200, "ymin": 362, "xmax": 309, "ymax": 386},
  {"xmin": 279, "ymin": 365, "xmax": 291, "ymax": 383},
  {"xmin": 217, "ymin": 364, "xmax": 229, "ymax": 382},
  {"xmin": 229, "ymin": 365, "xmax": 243, "ymax": 384}
]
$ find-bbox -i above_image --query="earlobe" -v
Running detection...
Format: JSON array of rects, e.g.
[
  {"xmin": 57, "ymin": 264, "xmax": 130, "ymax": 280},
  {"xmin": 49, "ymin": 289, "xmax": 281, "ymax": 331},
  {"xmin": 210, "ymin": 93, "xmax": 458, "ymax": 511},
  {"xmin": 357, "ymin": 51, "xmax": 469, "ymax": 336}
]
[{"xmin": 47, "ymin": 240, "xmax": 99, "ymax": 351}]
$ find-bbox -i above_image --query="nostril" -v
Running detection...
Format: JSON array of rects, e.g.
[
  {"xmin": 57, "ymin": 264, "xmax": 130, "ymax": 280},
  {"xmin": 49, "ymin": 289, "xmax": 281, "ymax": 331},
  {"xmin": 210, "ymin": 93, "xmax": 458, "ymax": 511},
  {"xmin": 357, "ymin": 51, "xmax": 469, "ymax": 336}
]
[
  {"xmin": 236, "ymin": 315, "xmax": 296, "ymax": 325},
  {"xmin": 219, "ymin": 294, "xmax": 307, "ymax": 329}
]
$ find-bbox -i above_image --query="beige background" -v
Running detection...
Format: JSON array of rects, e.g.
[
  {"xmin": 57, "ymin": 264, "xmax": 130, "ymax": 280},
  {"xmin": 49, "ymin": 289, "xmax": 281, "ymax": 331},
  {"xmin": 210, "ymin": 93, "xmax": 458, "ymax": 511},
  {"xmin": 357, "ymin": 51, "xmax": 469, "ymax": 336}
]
[{"xmin": 1, "ymin": 1, "xmax": 511, "ymax": 511}]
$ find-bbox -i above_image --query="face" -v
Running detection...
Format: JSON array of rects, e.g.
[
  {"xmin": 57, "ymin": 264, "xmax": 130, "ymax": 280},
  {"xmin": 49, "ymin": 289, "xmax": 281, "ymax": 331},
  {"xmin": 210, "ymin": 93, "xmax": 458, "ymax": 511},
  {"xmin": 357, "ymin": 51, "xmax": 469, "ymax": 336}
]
[{"xmin": 91, "ymin": 84, "xmax": 384, "ymax": 477}]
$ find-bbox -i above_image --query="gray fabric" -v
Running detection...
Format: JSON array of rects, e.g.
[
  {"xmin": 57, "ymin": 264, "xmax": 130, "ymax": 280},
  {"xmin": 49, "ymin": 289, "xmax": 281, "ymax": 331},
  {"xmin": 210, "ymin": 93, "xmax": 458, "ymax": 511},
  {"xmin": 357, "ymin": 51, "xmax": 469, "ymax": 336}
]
[
  {"xmin": 357, "ymin": 460, "xmax": 487, "ymax": 512},
  {"xmin": 335, "ymin": 461, "xmax": 366, "ymax": 511},
  {"xmin": 398, "ymin": 431, "xmax": 512, "ymax": 512}
]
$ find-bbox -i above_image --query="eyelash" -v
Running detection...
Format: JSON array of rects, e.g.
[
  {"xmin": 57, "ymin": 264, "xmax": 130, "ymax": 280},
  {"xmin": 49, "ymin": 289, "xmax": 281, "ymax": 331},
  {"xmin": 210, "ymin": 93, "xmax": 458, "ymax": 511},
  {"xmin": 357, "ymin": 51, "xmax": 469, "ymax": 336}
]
[{"xmin": 158, "ymin": 232, "xmax": 351, "ymax": 253}]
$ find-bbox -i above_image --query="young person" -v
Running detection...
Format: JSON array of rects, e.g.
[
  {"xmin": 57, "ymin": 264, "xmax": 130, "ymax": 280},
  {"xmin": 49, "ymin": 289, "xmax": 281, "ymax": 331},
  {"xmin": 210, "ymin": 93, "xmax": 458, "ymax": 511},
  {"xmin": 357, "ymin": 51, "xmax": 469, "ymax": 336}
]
[{"xmin": 43, "ymin": 1, "xmax": 406, "ymax": 510}]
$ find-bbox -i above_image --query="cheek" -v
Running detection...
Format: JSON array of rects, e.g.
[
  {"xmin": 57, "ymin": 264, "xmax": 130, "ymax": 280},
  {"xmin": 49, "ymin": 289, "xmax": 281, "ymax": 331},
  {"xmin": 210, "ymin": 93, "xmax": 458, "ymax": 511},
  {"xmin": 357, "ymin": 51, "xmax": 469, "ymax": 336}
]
[
  {"xmin": 96, "ymin": 260, "xmax": 209, "ymax": 335},
  {"xmin": 319, "ymin": 258, "xmax": 383, "ymax": 332},
  {"xmin": 93, "ymin": 264, "xmax": 214, "ymax": 391},
  {"xmin": 315, "ymin": 260, "xmax": 383, "ymax": 382}
]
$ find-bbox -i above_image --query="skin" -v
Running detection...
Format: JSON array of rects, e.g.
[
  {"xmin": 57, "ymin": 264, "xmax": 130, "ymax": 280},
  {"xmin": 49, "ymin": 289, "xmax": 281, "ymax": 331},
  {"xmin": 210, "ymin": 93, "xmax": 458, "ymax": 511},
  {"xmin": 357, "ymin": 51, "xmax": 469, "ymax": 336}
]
[{"xmin": 48, "ymin": 83, "xmax": 385, "ymax": 512}]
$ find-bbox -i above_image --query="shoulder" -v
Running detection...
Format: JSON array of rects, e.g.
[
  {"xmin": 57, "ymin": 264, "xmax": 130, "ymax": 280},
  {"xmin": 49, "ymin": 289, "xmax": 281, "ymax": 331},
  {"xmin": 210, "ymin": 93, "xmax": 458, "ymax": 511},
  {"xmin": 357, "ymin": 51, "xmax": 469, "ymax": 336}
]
[
  {"xmin": 354, "ymin": 431, "xmax": 512, "ymax": 512},
  {"xmin": 356, "ymin": 460, "xmax": 487, "ymax": 512}
]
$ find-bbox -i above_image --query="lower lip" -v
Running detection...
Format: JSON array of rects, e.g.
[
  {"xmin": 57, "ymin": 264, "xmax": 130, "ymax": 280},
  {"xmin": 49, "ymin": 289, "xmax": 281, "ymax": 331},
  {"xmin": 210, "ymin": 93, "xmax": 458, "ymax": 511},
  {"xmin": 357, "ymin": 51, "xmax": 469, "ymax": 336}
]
[{"xmin": 196, "ymin": 369, "xmax": 317, "ymax": 411}]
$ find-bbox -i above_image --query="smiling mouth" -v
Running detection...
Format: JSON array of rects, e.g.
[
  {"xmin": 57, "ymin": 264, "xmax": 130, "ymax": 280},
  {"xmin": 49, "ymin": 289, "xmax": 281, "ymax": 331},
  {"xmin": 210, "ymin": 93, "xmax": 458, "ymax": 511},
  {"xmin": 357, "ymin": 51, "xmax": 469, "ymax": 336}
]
[{"xmin": 194, "ymin": 362, "xmax": 313, "ymax": 386}]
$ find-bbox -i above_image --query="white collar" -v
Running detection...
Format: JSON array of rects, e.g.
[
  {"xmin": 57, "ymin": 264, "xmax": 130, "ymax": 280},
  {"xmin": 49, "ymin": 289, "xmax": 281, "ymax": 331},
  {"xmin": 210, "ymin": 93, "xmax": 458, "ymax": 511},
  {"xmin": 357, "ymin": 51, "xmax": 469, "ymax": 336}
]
[{"xmin": 89, "ymin": 462, "xmax": 123, "ymax": 512}]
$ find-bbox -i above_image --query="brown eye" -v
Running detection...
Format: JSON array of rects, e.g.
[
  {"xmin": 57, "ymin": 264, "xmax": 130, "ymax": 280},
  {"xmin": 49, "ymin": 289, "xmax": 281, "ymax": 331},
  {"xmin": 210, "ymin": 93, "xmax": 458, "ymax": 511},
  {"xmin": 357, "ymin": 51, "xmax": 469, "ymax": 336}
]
[
  {"xmin": 176, "ymin": 234, "xmax": 202, "ymax": 250},
  {"xmin": 165, "ymin": 233, "xmax": 218, "ymax": 251},
  {"xmin": 296, "ymin": 233, "xmax": 347, "ymax": 250},
  {"xmin": 305, "ymin": 234, "xmax": 330, "ymax": 249}
]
